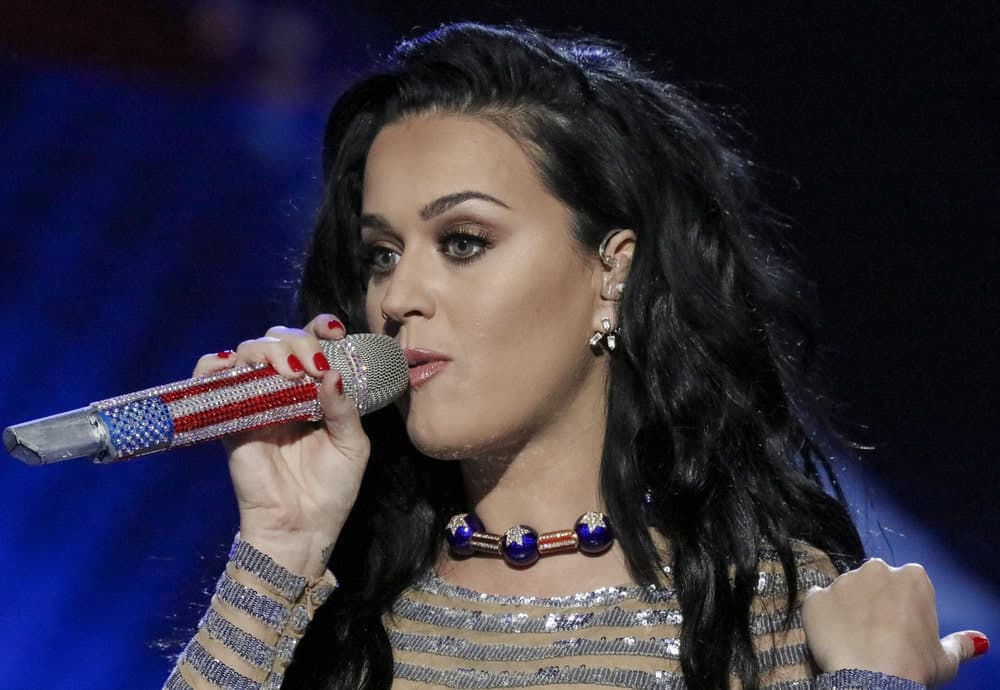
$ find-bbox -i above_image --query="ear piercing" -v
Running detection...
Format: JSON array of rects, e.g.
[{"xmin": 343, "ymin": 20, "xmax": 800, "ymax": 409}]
[
  {"xmin": 589, "ymin": 317, "xmax": 618, "ymax": 351},
  {"xmin": 598, "ymin": 231, "xmax": 619, "ymax": 269}
]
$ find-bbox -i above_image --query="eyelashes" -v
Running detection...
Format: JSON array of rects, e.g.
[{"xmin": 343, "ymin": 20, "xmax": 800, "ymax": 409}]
[
  {"xmin": 361, "ymin": 225, "xmax": 493, "ymax": 279},
  {"xmin": 439, "ymin": 227, "xmax": 492, "ymax": 262}
]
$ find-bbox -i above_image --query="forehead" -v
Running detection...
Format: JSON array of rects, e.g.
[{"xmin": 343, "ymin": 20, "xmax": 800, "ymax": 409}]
[{"xmin": 361, "ymin": 114, "xmax": 547, "ymax": 211}]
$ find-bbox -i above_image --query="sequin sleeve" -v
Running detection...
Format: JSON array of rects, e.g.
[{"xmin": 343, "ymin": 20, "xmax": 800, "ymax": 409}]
[
  {"xmin": 162, "ymin": 533, "xmax": 338, "ymax": 690},
  {"xmin": 815, "ymin": 669, "xmax": 926, "ymax": 689}
]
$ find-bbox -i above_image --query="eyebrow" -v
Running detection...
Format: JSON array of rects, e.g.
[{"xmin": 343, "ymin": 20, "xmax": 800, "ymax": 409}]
[
  {"xmin": 359, "ymin": 190, "xmax": 510, "ymax": 232},
  {"xmin": 418, "ymin": 191, "xmax": 510, "ymax": 220}
]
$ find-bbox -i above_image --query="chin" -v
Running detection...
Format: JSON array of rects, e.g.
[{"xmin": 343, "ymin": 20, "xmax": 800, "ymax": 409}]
[
  {"xmin": 404, "ymin": 418, "xmax": 470, "ymax": 461},
  {"xmin": 402, "ymin": 406, "xmax": 510, "ymax": 461}
]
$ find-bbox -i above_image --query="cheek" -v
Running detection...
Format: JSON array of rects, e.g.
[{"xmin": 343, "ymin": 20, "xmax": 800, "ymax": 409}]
[{"xmin": 364, "ymin": 287, "xmax": 384, "ymax": 332}]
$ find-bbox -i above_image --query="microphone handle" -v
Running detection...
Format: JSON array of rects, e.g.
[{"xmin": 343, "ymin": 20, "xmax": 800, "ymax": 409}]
[{"xmin": 4, "ymin": 336, "xmax": 397, "ymax": 465}]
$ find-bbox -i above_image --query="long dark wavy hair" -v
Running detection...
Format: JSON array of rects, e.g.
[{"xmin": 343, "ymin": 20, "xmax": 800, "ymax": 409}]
[{"xmin": 287, "ymin": 21, "xmax": 864, "ymax": 690}]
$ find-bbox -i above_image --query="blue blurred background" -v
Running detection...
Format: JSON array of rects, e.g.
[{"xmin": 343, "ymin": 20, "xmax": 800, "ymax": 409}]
[{"xmin": 0, "ymin": 2, "xmax": 996, "ymax": 688}]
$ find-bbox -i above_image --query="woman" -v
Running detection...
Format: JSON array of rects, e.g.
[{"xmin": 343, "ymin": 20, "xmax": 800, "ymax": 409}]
[{"xmin": 164, "ymin": 22, "xmax": 985, "ymax": 690}]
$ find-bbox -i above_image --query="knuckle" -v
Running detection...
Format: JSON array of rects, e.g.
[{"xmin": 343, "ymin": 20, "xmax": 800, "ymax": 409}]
[
  {"xmin": 863, "ymin": 557, "xmax": 890, "ymax": 573},
  {"xmin": 311, "ymin": 313, "xmax": 345, "ymax": 331},
  {"xmin": 192, "ymin": 357, "xmax": 214, "ymax": 376}
]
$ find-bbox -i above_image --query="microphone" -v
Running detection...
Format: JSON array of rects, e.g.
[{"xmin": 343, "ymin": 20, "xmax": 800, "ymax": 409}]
[{"xmin": 4, "ymin": 333, "xmax": 408, "ymax": 466}]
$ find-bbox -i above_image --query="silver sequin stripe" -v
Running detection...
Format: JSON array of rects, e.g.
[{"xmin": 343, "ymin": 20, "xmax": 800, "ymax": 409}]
[
  {"xmin": 394, "ymin": 596, "xmax": 805, "ymax": 636},
  {"xmin": 181, "ymin": 638, "xmax": 259, "ymax": 690},
  {"xmin": 394, "ymin": 661, "xmax": 686, "ymax": 689},
  {"xmin": 165, "ymin": 373, "xmax": 316, "ymax": 420},
  {"xmin": 173, "ymin": 401, "xmax": 320, "ymax": 447},
  {"xmin": 413, "ymin": 567, "xmax": 832, "ymax": 609},
  {"xmin": 754, "ymin": 567, "xmax": 834, "ymax": 599},
  {"xmin": 392, "ymin": 597, "xmax": 682, "ymax": 633},
  {"xmin": 277, "ymin": 634, "xmax": 301, "ymax": 662},
  {"xmin": 756, "ymin": 643, "xmax": 812, "ymax": 674},
  {"xmin": 94, "ymin": 362, "xmax": 273, "ymax": 409},
  {"xmin": 162, "ymin": 668, "xmax": 194, "ymax": 690},
  {"xmin": 762, "ymin": 682, "xmax": 812, "ymax": 690},
  {"xmin": 814, "ymin": 669, "xmax": 925, "ymax": 690},
  {"xmin": 389, "ymin": 629, "xmax": 682, "ymax": 662},
  {"xmin": 413, "ymin": 570, "xmax": 677, "ymax": 607},
  {"xmin": 230, "ymin": 535, "xmax": 308, "ymax": 600},
  {"xmin": 201, "ymin": 608, "xmax": 275, "ymax": 671},
  {"xmin": 390, "ymin": 630, "xmax": 809, "ymax": 670},
  {"xmin": 217, "ymin": 572, "xmax": 290, "ymax": 630}
]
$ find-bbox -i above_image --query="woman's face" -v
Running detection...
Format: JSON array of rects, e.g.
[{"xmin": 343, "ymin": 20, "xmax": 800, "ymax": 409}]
[{"xmin": 361, "ymin": 114, "xmax": 606, "ymax": 460}]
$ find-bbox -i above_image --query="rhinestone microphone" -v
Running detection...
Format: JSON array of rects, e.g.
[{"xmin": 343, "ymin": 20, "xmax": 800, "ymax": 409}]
[{"xmin": 4, "ymin": 333, "xmax": 408, "ymax": 466}]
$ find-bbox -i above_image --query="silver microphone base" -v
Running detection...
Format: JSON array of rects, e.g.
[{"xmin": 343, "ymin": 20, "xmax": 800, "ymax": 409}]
[{"xmin": 4, "ymin": 407, "xmax": 109, "ymax": 465}]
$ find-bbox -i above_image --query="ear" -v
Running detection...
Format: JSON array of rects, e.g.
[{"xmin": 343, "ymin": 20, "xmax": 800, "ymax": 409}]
[{"xmin": 597, "ymin": 229, "xmax": 635, "ymax": 301}]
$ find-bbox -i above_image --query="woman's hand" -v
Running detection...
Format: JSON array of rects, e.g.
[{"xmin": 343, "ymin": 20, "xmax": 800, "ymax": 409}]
[
  {"xmin": 193, "ymin": 314, "xmax": 370, "ymax": 579},
  {"xmin": 802, "ymin": 558, "xmax": 988, "ymax": 688}
]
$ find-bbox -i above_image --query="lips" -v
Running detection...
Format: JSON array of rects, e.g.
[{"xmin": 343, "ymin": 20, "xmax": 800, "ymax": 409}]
[{"xmin": 404, "ymin": 347, "xmax": 451, "ymax": 388}]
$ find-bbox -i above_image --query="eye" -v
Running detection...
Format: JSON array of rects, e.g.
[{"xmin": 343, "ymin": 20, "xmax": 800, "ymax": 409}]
[
  {"xmin": 440, "ymin": 228, "xmax": 491, "ymax": 262},
  {"xmin": 363, "ymin": 245, "xmax": 400, "ymax": 275}
]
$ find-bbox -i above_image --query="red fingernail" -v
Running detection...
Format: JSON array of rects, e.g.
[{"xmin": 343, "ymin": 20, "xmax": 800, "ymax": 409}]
[
  {"xmin": 216, "ymin": 350, "xmax": 233, "ymax": 359},
  {"xmin": 314, "ymin": 352, "xmax": 331, "ymax": 371},
  {"xmin": 973, "ymin": 634, "xmax": 990, "ymax": 657},
  {"xmin": 327, "ymin": 319, "xmax": 344, "ymax": 331},
  {"xmin": 336, "ymin": 376, "xmax": 343, "ymax": 394},
  {"xmin": 287, "ymin": 354, "xmax": 304, "ymax": 372}
]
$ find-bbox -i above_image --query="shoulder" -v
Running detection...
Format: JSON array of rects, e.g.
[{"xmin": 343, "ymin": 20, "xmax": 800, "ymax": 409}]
[
  {"xmin": 757, "ymin": 539, "xmax": 841, "ymax": 595},
  {"xmin": 751, "ymin": 541, "xmax": 842, "ymax": 685}
]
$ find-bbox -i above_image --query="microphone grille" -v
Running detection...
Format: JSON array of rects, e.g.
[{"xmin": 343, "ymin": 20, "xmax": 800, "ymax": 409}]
[{"xmin": 322, "ymin": 334, "xmax": 408, "ymax": 415}]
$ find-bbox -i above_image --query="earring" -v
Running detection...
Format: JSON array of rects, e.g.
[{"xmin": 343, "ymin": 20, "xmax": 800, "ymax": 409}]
[
  {"xmin": 589, "ymin": 316, "xmax": 618, "ymax": 351},
  {"xmin": 598, "ymin": 231, "xmax": 618, "ymax": 269}
]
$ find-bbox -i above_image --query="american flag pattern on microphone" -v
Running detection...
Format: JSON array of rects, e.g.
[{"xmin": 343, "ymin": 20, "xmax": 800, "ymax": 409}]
[{"xmin": 90, "ymin": 335, "xmax": 406, "ymax": 462}]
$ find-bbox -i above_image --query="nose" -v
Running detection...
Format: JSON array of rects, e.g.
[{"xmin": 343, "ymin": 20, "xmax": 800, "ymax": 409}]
[{"xmin": 378, "ymin": 246, "xmax": 435, "ymax": 328}]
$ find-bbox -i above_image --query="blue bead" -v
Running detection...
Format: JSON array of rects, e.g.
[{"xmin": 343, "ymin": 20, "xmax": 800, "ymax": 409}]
[
  {"xmin": 444, "ymin": 513, "xmax": 483, "ymax": 557},
  {"xmin": 501, "ymin": 525, "xmax": 539, "ymax": 567},
  {"xmin": 575, "ymin": 512, "xmax": 614, "ymax": 554}
]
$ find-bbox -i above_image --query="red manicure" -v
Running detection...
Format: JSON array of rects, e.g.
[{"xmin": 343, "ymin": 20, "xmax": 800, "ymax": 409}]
[
  {"xmin": 327, "ymin": 319, "xmax": 344, "ymax": 332},
  {"xmin": 287, "ymin": 354, "xmax": 304, "ymax": 372},
  {"xmin": 973, "ymin": 634, "xmax": 990, "ymax": 657},
  {"xmin": 336, "ymin": 376, "xmax": 344, "ymax": 394},
  {"xmin": 216, "ymin": 350, "xmax": 233, "ymax": 359},
  {"xmin": 314, "ymin": 352, "xmax": 331, "ymax": 371}
]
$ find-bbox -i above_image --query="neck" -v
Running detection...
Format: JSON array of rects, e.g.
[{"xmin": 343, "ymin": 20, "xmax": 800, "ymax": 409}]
[
  {"xmin": 460, "ymin": 379, "xmax": 607, "ymax": 531},
  {"xmin": 436, "ymin": 369, "xmax": 637, "ymax": 597}
]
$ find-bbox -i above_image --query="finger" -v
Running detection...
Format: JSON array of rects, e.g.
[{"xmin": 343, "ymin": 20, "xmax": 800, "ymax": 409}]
[
  {"xmin": 233, "ymin": 337, "xmax": 307, "ymax": 378},
  {"xmin": 316, "ymin": 370, "xmax": 369, "ymax": 463},
  {"xmin": 264, "ymin": 325, "xmax": 331, "ymax": 378},
  {"xmin": 193, "ymin": 350, "xmax": 237, "ymax": 377},
  {"xmin": 935, "ymin": 631, "xmax": 988, "ymax": 687},
  {"xmin": 304, "ymin": 313, "xmax": 347, "ymax": 341},
  {"xmin": 942, "ymin": 630, "xmax": 989, "ymax": 664}
]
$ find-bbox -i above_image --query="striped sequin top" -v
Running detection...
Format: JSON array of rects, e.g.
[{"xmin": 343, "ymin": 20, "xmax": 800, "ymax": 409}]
[{"xmin": 387, "ymin": 543, "xmax": 840, "ymax": 689}]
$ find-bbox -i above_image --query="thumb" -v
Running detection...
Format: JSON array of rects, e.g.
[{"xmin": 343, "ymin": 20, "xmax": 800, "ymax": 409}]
[{"xmin": 936, "ymin": 631, "xmax": 989, "ymax": 686}]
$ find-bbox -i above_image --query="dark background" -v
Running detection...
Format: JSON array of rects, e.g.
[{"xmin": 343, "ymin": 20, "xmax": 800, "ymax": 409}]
[{"xmin": 0, "ymin": 1, "xmax": 996, "ymax": 687}]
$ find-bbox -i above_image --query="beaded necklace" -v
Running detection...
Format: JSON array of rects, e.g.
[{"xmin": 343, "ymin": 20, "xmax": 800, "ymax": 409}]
[{"xmin": 444, "ymin": 511, "xmax": 614, "ymax": 567}]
